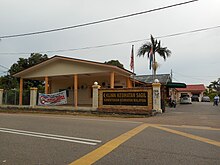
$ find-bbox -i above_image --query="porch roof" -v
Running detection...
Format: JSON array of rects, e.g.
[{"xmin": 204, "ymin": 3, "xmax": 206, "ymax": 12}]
[{"xmin": 175, "ymin": 84, "xmax": 206, "ymax": 92}]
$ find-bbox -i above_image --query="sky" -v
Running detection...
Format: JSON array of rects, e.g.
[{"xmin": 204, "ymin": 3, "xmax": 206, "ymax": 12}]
[{"xmin": 0, "ymin": 0, "xmax": 220, "ymax": 86}]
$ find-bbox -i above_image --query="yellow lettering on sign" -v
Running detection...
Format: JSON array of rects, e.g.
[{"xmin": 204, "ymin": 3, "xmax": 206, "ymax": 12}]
[
  {"xmin": 136, "ymin": 93, "xmax": 146, "ymax": 98},
  {"xmin": 117, "ymin": 93, "xmax": 121, "ymax": 97},
  {"xmin": 105, "ymin": 93, "xmax": 116, "ymax": 98}
]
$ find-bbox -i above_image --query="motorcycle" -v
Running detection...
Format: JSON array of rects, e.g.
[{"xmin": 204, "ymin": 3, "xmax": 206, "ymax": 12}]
[
  {"xmin": 169, "ymin": 100, "xmax": 176, "ymax": 108},
  {"xmin": 213, "ymin": 99, "xmax": 219, "ymax": 106}
]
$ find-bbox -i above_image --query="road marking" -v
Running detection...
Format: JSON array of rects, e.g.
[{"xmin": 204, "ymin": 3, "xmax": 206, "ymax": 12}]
[
  {"xmin": 0, "ymin": 127, "xmax": 101, "ymax": 143},
  {"xmin": 158, "ymin": 124, "xmax": 220, "ymax": 131},
  {"xmin": 176, "ymin": 125, "xmax": 220, "ymax": 131},
  {"xmin": 152, "ymin": 125, "xmax": 220, "ymax": 147},
  {"xmin": 69, "ymin": 123, "xmax": 149, "ymax": 165},
  {"xmin": 0, "ymin": 127, "xmax": 101, "ymax": 145}
]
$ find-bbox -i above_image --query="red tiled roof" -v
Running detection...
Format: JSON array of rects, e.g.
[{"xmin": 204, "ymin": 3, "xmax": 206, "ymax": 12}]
[{"xmin": 175, "ymin": 84, "xmax": 206, "ymax": 92}]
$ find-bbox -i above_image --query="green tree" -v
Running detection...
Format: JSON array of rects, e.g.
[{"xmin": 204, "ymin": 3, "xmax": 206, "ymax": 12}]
[
  {"xmin": 9, "ymin": 53, "xmax": 48, "ymax": 75},
  {"xmin": 209, "ymin": 78, "xmax": 220, "ymax": 93},
  {"xmin": 0, "ymin": 53, "xmax": 48, "ymax": 90},
  {"xmin": 0, "ymin": 75, "xmax": 17, "ymax": 90},
  {"xmin": 137, "ymin": 35, "xmax": 171, "ymax": 78},
  {"xmin": 104, "ymin": 60, "xmax": 124, "ymax": 69}
]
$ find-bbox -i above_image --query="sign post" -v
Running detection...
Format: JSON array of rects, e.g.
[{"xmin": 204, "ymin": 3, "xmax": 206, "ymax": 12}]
[
  {"xmin": 30, "ymin": 87, "xmax": 38, "ymax": 107},
  {"xmin": 92, "ymin": 82, "xmax": 101, "ymax": 108},
  {"xmin": 152, "ymin": 79, "xmax": 162, "ymax": 113},
  {"xmin": 0, "ymin": 89, "xmax": 3, "ymax": 105}
]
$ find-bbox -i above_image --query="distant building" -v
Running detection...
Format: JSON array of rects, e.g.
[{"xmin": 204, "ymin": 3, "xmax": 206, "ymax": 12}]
[
  {"xmin": 135, "ymin": 74, "xmax": 172, "ymax": 85},
  {"xmin": 174, "ymin": 84, "xmax": 206, "ymax": 102}
]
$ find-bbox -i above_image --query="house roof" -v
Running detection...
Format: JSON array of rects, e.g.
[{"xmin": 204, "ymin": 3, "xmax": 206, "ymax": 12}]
[
  {"xmin": 175, "ymin": 84, "xmax": 206, "ymax": 92},
  {"xmin": 13, "ymin": 55, "xmax": 133, "ymax": 78},
  {"xmin": 135, "ymin": 74, "xmax": 171, "ymax": 84}
]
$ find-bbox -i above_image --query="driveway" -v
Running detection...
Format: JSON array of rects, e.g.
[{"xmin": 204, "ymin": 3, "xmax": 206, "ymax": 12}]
[{"xmin": 130, "ymin": 102, "xmax": 220, "ymax": 128}]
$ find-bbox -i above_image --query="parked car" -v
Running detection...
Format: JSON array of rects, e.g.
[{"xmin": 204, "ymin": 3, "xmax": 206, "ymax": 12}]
[
  {"xmin": 191, "ymin": 95, "xmax": 199, "ymax": 102},
  {"xmin": 180, "ymin": 95, "xmax": 192, "ymax": 104},
  {"xmin": 201, "ymin": 96, "xmax": 210, "ymax": 102}
]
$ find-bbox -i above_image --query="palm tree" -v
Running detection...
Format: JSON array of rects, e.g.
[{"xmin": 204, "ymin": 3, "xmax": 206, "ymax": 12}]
[
  {"xmin": 209, "ymin": 79, "xmax": 220, "ymax": 92},
  {"xmin": 137, "ymin": 35, "xmax": 171, "ymax": 80}
]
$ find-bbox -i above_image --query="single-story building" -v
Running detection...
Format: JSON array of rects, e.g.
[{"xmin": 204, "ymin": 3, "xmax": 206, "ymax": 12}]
[
  {"xmin": 13, "ymin": 55, "xmax": 135, "ymax": 107},
  {"xmin": 174, "ymin": 84, "xmax": 206, "ymax": 102}
]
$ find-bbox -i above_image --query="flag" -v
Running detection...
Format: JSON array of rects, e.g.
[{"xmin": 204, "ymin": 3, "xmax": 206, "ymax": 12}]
[
  {"xmin": 130, "ymin": 45, "xmax": 134, "ymax": 70},
  {"xmin": 149, "ymin": 47, "xmax": 153, "ymax": 70}
]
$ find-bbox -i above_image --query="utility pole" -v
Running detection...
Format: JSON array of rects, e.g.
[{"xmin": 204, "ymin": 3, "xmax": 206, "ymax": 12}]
[{"xmin": 171, "ymin": 69, "xmax": 173, "ymax": 82}]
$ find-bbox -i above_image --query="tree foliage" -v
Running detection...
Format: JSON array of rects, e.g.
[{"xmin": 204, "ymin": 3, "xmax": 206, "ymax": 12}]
[
  {"xmin": 205, "ymin": 78, "xmax": 220, "ymax": 101},
  {"xmin": 0, "ymin": 53, "xmax": 48, "ymax": 90},
  {"xmin": 209, "ymin": 78, "xmax": 220, "ymax": 93},
  {"xmin": 137, "ymin": 35, "xmax": 171, "ymax": 76},
  {"xmin": 104, "ymin": 60, "xmax": 124, "ymax": 69},
  {"xmin": 0, "ymin": 75, "xmax": 17, "ymax": 90},
  {"xmin": 9, "ymin": 53, "xmax": 48, "ymax": 75}
]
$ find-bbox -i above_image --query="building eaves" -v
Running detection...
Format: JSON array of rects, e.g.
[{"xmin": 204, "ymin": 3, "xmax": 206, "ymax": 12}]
[
  {"xmin": 135, "ymin": 74, "xmax": 171, "ymax": 84},
  {"xmin": 13, "ymin": 55, "xmax": 133, "ymax": 78}
]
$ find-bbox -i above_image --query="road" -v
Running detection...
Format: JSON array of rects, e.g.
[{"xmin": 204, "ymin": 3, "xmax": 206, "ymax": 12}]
[{"xmin": 0, "ymin": 102, "xmax": 219, "ymax": 165}]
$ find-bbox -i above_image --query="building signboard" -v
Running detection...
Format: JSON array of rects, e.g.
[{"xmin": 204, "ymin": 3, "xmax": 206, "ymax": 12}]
[
  {"xmin": 98, "ymin": 88, "xmax": 153, "ymax": 113},
  {"xmin": 103, "ymin": 91, "xmax": 148, "ymax": 106}
]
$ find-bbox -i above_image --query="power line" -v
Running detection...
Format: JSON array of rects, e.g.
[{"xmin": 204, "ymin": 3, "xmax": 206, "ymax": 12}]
[
  {"xmin": 0, "ymin": 71, "xmax": 8, "ymax": 76},
  {"xmin": 0, "ymin": 24, "xmax": 219, "ymax": 55},
  {"xmin": 173, "ymin": 71, "xmax": 219, "ymax": 81},
  {"xmin": 0, "ymin": 0, "xmax": 199, "ymax": 39},
  {"xmin": 174, "ymin": 71, "xmax": 219, "ymax": 78},
  {"xmin": 172, "ymin": 76, "xmax": 180, "ymax": 82},
  {"xmin": 156, "ymin": 25, "xmax": 220, "ymax": 39},
  {"xmin": 0, "ymin": 64, "xmax": 9, "ymax": 70}
]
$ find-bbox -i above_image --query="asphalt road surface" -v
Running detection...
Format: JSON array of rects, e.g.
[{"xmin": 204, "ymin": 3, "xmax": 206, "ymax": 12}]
[{"xmin": 0, "ymin": 102, "xmax": 219, "ymax": 165}]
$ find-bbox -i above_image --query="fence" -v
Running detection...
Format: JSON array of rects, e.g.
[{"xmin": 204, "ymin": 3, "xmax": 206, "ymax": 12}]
[{"xmin": 3, "ymin": 89, "xmax": 30, "ymax": 105}]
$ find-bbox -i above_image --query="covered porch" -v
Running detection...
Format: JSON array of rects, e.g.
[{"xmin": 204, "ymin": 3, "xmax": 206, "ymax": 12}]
[{"xmin": 14, "ymin": 56, "xmax": 133, "ymax": 107}]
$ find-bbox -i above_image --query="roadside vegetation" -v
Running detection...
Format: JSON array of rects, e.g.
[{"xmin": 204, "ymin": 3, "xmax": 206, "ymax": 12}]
[
  {"xmin": 0, "ymin": 53, "xmax": 48, "ymax": 105},
  {"xmin": 205, "ymin": 78, "xmax": 220, "ymax": 101}
]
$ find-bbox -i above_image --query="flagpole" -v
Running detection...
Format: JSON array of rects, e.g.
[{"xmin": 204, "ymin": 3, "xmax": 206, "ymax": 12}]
[
  {"xmin": 132, "ymin": 45, "xmax": 135, "ymax": 87},
  {"xmin": 130, "ymin": 45, "xmax": 135, "ymax": 88},
  {"xmin": 133, "ymin": 68, "xmax": 135, "ymax": 87}
]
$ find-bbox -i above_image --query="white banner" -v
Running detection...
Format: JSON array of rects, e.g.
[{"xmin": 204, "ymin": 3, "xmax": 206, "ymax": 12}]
[{"xmin": 38, "ymin": 90, "xmax": 67, "ymax": 106}]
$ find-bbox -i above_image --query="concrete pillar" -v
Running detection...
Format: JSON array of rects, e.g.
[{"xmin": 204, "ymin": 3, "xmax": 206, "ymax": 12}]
[
  {"xmin": 152, "ymin": 79, "xmax": 162, "ymax": 113},
  {"xmin": 30, "ymin": 88, "xmax": 38, "ymax": 107},
  {"xmin": 45, "ymin": 76, "xmax": 49, "ymax": 94},
  {"xmin": 73, "ymin": 75, "xmax": 78, "ymax": 107},
  {"xmin": 19, "ymin": 78, "xmax": 23, "ymax": 105},
  {"xmin": 92, "ymin": 82, "xmax": 101, "ymax": 108},
  {"xmin": 126, "ymin": 77, "xmax": 132, "ymax": 88},
  {"xmin": 0, "ymin": 89, "xmax": 3, "ymax": 105},
  {"xmin": 110, "ymin": 72, "xmax": 114, "ymax": 88}
]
